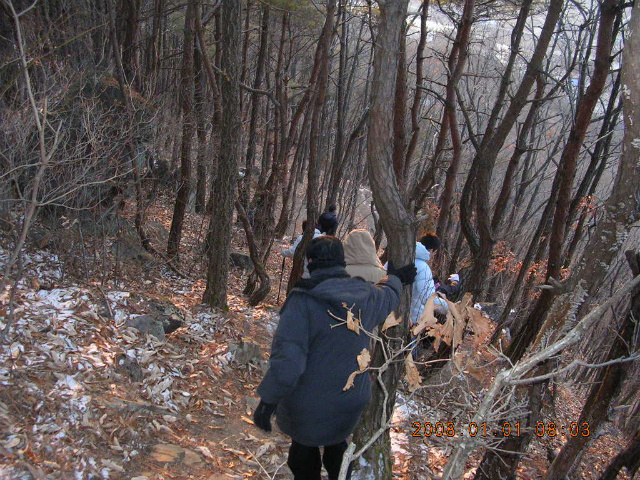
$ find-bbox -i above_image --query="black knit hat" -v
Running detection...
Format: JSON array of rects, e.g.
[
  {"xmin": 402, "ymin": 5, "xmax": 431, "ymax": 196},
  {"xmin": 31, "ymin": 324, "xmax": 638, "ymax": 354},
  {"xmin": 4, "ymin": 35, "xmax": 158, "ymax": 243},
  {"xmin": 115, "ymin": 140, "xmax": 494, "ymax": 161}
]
[
  {"xmin": 306, "ymin": 236, "xmax": 346, "ymax": 272},
  {"xmin": 420, "ymin": 233, "xmax": 440, "ymax": 250}
]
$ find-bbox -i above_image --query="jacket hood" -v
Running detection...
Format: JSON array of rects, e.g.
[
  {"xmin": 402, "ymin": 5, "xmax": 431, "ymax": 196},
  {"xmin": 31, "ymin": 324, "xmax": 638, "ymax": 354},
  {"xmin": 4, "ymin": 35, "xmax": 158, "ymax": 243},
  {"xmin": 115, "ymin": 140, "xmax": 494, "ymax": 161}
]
[
  {"xmin": 415, "ymin": 242, "xmax": 431, "ymax": 262},
  {"xmin": 291, "ymin": 266, "xmax": 385, "ymax": 309},
  {"xmin": 344, "ymin": 230, "xmax": 384, "ymax": 268}
]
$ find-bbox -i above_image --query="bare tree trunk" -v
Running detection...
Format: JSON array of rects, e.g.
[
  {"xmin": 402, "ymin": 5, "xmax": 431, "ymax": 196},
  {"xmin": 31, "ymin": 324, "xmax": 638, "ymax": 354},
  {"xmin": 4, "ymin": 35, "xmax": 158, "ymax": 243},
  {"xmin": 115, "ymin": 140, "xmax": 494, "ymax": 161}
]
[
  {"xmin": 194, "ymin": 43, "xmax": 207, "ymax": 214},
  {"xmin": 240, "ymin": 2, "xmax": 269, "ymax": 209},
  {"xmin": 352, "ymin": 1, "xmax": 416, "ymax": 477},
  {"xmin": 119, "ymin": 0, "xmax": 141, "ymax": 90},
  {"xmin": 459, "ymin": 0, "xmax": 561, "ymax": 297},
  {"xmin": 391, "ymin": 25, "xmax": 407, "ymax": 186},
  {"xmin": 598, "ymin": 431, "xmax": 640, "ymax": 480},
  {"xmin": 435, "ymin": 0, "xmax": 475, "ymax": 239},
  {"xmin": 167, "ymin": 0, "xmax": 197, "ymax": 259},
  {"xmin": 403, "ymin": 0, "xmax": 428, "ymax": 181},
  {"xmin": 203, "ymin": 0, "xmax": 241, "ymax": 308},
  {"xmin": 107, "ymin": 0, "xmax": 149, "ymax": 252},
  {"xmin": 507, "ymin": 0, "xmax": 619, "ymax": 361},
  {"xmin": 145, "ymin": 0, "xmax": 163, "ymax": 94},
  {"xmin": 288, "ymin": 0, "xmax": 337, "ymax": 289},
  {"xmin": 235, "ymin": 200, "xmax": 271, "ymax": 305}
]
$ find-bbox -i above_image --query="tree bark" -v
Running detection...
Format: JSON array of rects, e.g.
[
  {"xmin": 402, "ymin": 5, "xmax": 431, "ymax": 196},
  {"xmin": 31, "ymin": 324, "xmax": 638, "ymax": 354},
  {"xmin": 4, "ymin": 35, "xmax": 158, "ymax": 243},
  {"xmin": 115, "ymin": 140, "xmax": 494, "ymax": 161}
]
[
  {"xmin": 235, "ymin": 200, "xmax": 271, "ymax": 306},
  {"xmin": 459, "ymin": 0, "xmax": 561, "ymax": 296},
  {"xmin": 507, "ymin": 0, "xmax": 619, "ymax": 361},
  {"xmin": 240, "ymin": 2, "xmax": 269, "ymax": 209},
  {"xmin": 194, "ymin": 42, "xmax": 207, "ymax": 214},
  {"xmin": 167, "ymin": 0, "xmax": 197, "ymax": 259},
  {"xmin": 119, "ymin": 0, "xmax": 141, "ymax": 90},
  {"xmin": 352, "ymin": 0, "xmax": 416, "ymax": 477},
  {"xmin": 203, "ymin": 0, "xmax": 241, "ymax": 308},
  {"xmin": 434, "ymin": 0, "xmax": 475, "ymax": 239},
  {"xmin": 391, "ymin": 24, "xmax": 407, "ymax": 186},
  {"xmin": 325, "ymin": 0, "xmax": 348, "ymax": 209}
]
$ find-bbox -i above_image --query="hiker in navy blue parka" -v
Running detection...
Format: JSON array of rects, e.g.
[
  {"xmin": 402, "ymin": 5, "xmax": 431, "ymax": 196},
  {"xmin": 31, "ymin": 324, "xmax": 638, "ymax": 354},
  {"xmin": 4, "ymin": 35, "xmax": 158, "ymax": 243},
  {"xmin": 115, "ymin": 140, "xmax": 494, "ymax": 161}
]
[{"xmin": 253, "ymin": 236, "xmax": 416, "ymax": 480}]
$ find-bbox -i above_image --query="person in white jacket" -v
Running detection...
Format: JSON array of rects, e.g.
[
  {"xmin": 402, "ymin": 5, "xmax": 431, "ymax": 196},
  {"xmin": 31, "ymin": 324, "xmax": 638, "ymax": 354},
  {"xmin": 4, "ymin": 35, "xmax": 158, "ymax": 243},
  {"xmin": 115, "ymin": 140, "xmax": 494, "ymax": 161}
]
[
  {"xmin": 281, "ymin": 220, "xmax": 322, "ymax": 278},
  {"xmin": 410, "ymin": 234, "xmax": 447, "ymax": 325}
]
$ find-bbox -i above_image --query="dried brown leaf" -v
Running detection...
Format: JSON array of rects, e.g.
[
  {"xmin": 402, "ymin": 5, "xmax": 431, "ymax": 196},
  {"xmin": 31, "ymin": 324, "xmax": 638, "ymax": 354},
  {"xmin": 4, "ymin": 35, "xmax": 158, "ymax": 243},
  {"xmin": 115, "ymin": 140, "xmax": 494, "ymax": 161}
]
[
  {"xmin": 357, "ymin": 348, "xmax": 371, "ymax": 371},
  {"xmin": 381, "ymin": 311, "xmax": 400, "ymax": 332},
  {"xmin": 467, "ymin": 307, "xmax": 493, "ymax": 346},
  {"xmin": 346, "ymin": 308, "xmax": 360, "ymax": 334},
  {"xmin": 343, "ymin": 371, "xmax": 358, "ymax": 391},
  {"xmin": 431, "ymin": 312, "xmax": 454, "ymax": 351},
  {"xmin": 404, "ymin": 354, "xmax": 422, "ymax": 392},
  {"xmin": 343, "ymin": 348, "xmax": 370, "ymax": 391},
  {"xmin": 412, "ymin": 294, "xmax": 437, "ymax": 336},
  {"xmin": 459, "ymin": 292, "xmax": 474, "ymax": 310}
]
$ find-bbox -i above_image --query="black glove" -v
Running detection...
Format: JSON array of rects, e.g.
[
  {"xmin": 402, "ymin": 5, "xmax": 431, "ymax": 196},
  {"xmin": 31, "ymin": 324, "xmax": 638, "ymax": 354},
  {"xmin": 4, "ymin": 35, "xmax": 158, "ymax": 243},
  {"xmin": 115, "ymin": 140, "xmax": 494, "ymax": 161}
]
[
  {"xmin": 387, "ymin": 260, "xmax": 417, "ymax": 286},
  {"xmin": 253, "ymin": 400, "xmax": 277, "ymax": 432}
]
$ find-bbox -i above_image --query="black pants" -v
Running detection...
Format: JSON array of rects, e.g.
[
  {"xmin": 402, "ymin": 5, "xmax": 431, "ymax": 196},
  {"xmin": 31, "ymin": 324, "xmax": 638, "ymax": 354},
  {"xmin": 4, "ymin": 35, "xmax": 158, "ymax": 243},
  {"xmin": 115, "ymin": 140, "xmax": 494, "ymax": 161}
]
[{"xmin": 287, "ymin": 440, "xmax": 352, "ymax": 480}]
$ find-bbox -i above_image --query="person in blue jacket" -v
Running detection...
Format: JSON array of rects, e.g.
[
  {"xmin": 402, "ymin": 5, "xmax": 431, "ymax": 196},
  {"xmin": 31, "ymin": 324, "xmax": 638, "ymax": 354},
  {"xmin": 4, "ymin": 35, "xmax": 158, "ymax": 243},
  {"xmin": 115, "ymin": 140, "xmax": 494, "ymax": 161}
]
[
  {"xmin": 410, "ymin": 233, "xmax": 447, "ymax": 325},
  {"xmin": 253, "ymin": 236, "xmax": 416, "ymax": 480}
]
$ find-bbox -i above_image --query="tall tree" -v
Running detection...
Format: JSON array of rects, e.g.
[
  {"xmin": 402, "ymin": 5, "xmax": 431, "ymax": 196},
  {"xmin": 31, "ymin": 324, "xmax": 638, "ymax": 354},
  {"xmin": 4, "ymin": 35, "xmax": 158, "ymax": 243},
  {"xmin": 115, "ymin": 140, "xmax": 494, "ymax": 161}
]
[
  {"xmin": 352, "ymin": 0, "xmax": 417, "ymax": 477},
  {"xmin": 119, "ymin": 0, "xmax": 142, "ymax": 89},
  {"xmin": 203, "ymin": 0, "xmax": 241, "ymax": 308},
  {"xmin": 473, "ymin": 2, "xmax": 625, "ymax": 476},
  {"xmin": 546, "ymin": 3, "xmax": 640, "ymax": 471},
  {"xmin": 458, "ymin": 0, "xmax": 562, "ymax": 297},
  {"xmin": 433, "ymin": 0, "xmax": 475, "ymax": 240},
  {"xmin": 167, "ymin": 0, "xmax": 197, "ymax": 259},
  {"xmin": 193, "ymin": 42, "xmax": 207, "ymax": 214},
  {"xmin": 507, "ymin": 0, "xmax": 620, "ymax": 361},
  {"xmin": 240, "ymin": 2, "xmax": 270, "ymax": 209}
]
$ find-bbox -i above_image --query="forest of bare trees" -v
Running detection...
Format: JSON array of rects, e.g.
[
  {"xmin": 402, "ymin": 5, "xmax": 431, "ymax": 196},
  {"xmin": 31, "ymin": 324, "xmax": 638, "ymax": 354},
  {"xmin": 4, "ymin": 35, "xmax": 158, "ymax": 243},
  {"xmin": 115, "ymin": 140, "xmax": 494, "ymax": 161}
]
[{"xmin": 1, "ymin": 0, "xmax": 639, "ymax": 478}]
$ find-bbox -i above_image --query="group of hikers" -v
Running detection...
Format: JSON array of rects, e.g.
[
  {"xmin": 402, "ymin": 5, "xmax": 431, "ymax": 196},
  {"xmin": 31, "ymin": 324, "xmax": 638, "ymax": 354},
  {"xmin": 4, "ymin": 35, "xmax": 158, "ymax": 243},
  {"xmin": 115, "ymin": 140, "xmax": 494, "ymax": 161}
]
[{"xmin": 253, "ymin": 206, "xmax": 460, "ymax": 480}]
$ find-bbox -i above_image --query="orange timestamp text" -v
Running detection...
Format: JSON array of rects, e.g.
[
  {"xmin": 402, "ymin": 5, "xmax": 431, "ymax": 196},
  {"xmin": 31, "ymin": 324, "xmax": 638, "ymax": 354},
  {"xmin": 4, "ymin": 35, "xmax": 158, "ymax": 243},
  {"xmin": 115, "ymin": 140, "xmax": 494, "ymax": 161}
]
[{"xmin": 411, "ymin": 421, "xmax": 590, "ymax": 438}]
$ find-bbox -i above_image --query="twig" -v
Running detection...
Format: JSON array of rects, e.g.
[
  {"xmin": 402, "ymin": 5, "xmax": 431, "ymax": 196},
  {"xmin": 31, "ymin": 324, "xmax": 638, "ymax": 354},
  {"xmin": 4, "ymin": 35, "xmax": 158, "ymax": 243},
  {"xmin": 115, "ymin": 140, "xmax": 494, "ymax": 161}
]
[
  {"xmin": 0, "ymin": 0, "xmax": 60, "ymax": 342},
  {"xmin": 508, "ymin": 354, "xmax": 640, "ymax": 386},
  {"xmin": 440, "ymin": 274, "xmax": 640, "ymax": 479}
]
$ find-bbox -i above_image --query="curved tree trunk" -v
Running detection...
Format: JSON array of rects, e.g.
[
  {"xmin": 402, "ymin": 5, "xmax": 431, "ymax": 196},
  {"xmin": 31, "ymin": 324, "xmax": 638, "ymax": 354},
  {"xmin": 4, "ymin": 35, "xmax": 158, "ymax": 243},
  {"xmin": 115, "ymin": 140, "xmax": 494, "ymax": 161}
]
[
  {"xmin": 459, "ymin": 0, "xmax": 561, "ymax": 297},
  {"xmin": 235, "ymin": 200, "xmax": 271, "ymax": 306},
  {"xmin": 507, "ymin": 0, "xmax": 619, "ymax": 361},
  {"xmin": 351, "ymin": 1, "xmax": 416, "ymax": 477}
]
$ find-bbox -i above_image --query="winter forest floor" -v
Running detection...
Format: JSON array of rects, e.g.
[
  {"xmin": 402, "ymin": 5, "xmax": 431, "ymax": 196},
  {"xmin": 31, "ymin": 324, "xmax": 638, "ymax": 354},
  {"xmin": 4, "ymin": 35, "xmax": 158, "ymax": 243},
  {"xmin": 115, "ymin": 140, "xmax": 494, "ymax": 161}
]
[{"xmin": 0, "ymin": 200, "xmax": 636, "ymax": 480}]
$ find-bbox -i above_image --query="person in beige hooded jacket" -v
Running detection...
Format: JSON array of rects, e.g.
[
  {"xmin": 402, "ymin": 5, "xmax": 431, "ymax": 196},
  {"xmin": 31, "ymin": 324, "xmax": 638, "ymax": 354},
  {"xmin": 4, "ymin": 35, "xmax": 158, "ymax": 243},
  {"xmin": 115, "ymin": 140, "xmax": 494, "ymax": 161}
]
[{"xmin": 343, "ymin": 229, "xmax": 386, "ymax": 283}]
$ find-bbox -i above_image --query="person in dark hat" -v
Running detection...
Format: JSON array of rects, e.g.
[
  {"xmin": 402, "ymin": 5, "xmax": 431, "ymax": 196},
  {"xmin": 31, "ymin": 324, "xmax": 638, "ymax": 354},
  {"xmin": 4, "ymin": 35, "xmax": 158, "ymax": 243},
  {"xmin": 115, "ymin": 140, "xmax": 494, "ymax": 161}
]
[
  {"xmin": 253, "ymin": 236, "xmax": 416, "ymax": 480},
  {"xmin": 317, "ymin": 204, "xmax": 339, "ymax": 236}
]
